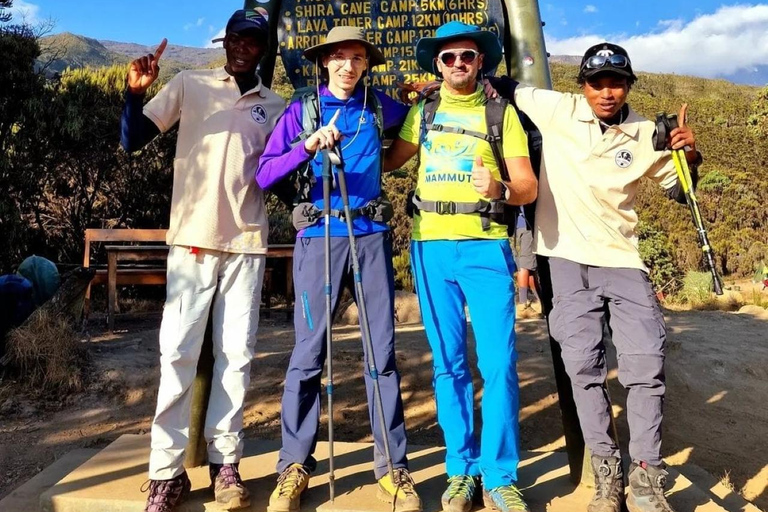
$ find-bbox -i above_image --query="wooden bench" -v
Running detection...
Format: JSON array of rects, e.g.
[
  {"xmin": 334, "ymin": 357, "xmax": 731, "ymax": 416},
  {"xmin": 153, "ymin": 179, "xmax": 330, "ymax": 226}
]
[{"xmin": 84, "ymin": 229, "xmax": 295, "ymax": 331}]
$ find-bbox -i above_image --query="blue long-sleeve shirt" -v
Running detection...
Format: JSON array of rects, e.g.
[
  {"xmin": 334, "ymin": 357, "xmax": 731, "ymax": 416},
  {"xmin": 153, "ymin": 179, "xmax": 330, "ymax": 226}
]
[
  {"xmin": 256, "ymin": 84, "xmax": 409, "ymax": 237},
  {"xmin": 120, "ymin": 90, "xmax": 161, "ymax": 152}
]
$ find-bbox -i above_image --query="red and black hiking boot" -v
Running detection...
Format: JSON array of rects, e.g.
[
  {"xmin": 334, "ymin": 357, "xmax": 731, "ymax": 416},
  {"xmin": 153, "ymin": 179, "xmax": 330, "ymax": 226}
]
[
  {"xmin": 142, "ymin": 472, "xmax": 191, "ymax": 512},
  {"xmin": 210, "ymin": 463, "xmax": 251, "ymax": 510}
]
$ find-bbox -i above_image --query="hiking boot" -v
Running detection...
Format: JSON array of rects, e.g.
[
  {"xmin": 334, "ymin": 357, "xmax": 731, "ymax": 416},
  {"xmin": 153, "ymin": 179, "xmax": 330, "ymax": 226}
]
[
  {"xmin": 377, "ymin": 468, "xmax": 422, "ymax": 512},
  {"xmin": 588, "ymin": 455, "xmax": 624, "ymax": 512},
  {"xmin": 210, "ymin": 463, "xmax": 250, "ymax": 510},
  {"xmin": 441, "ymin": 475, "xmax": 480, "ymax": 512},
  {"xmin": 482, "ymin": 484, "xmax": 529, "ymax": 512},
  {"xmin": 142, "ymin": 472, "xmax": 191, "ymax": 512},
  {"xmin": 627, "ymin": 462, "xmax": 676, "ymax": 512},
  {"xmin": 268, "ymin": 463, "xmax": 310, "ymax": 512}
]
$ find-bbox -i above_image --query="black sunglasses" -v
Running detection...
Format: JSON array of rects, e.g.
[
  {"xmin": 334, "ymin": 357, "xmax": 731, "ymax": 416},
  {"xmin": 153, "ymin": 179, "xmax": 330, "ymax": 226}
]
[
  {"xmin": 583, "ymin": 54, "xmax": 630, "ymax": 70},
  {"xmin": 438, "ymin": 49, "xmax": 480, "ymax": 67}
]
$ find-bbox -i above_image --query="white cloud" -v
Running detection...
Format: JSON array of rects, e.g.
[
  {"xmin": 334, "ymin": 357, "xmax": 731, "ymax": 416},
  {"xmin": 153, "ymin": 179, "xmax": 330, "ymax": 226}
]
[
  {"xmin": 545, "ymin": 4, "xmax": 768, "ymax": 78},
  {"xmin": 205, "ymin": 27, "xmax": 226, "ymax": 48},
  {"xmin": 184, "ymin": 17, "xmax": 205, "ymax": 31},
  {"xmin": 7, "ymin": 0, "xmax": 41, "ymax": 24},
  {"xmin": 584, "ymin": 5, "xmax": 598, "ymax": 14}
]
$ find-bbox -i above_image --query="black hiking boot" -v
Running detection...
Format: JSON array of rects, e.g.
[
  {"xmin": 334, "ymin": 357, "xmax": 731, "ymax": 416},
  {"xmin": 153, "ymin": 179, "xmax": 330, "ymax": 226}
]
[
  {"xmin": 627, "ymin": 462, "xmax": 676, "ymax": 512},
  {"xmin": 588, "ymin": 455, "xmax": 624, "ymax": 512}
]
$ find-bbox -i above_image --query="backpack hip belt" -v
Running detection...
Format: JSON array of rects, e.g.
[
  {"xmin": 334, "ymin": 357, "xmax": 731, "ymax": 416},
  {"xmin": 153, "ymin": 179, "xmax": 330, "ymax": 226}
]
[
  {"xmin": 292, "ymin": 196, "xmax": 394, "ymax": 231},
  {"xmin": 409, "ymin": 194, "xmax": 505, "ymax": 231}
]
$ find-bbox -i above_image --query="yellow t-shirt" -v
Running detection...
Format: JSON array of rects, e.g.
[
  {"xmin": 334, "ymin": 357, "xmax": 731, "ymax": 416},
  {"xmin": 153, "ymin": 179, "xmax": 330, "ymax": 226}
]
[{"xmin": 399, "ymin": 84, "xmax": 529, "ymax": 241}]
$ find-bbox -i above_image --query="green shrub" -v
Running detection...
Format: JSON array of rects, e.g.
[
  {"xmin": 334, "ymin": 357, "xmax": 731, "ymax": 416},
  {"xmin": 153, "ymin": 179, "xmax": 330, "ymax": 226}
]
[
  {"xmin": 681, "ymin": 270, "xmax": 714, "ymax": 305},
  {"xmin": 392, "ymin": 251, "xmax": 413, "ymax": 292}
]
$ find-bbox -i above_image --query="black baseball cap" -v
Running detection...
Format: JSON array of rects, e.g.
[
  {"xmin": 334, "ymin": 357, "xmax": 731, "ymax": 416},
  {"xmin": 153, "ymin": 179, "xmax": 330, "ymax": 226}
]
[
  {"xmin": 578, "ymin": 42, "xmax": 637, "ymax": 81},
  {"xmin": 212, "ymin": 9, "xmax": 269, "ymax": 43}
]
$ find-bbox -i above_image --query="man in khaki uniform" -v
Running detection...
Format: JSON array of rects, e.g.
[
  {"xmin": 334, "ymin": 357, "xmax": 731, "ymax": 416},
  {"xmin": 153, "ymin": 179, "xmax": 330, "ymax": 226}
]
[
  {"xmin": 492, "ymin": 43, "xmax": 700, "ymax": 512},
  {"xmin": 120, "ymin": 9, "xmax": 285, "ymax": 512}
]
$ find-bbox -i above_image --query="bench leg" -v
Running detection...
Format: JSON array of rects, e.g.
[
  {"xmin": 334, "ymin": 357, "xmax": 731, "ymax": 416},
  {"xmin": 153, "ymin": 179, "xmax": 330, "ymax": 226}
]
[{"xmin": 108, "ymin": 252, "xmax": 117, "ymax": 332}]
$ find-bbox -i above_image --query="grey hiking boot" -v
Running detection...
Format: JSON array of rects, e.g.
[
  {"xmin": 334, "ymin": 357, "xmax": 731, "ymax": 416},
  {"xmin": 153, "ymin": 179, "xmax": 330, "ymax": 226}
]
[
  {"xmin": 482, "ymin": 484, "xmax": 529, "ymax": 512},
  {"xmin": 268, "ymin": 463, "xmax": 310, "ymax": 512},
  {"xmin": 627, "ymin": 462, "xmax": 676, "ymax": 512},
  {"xmin": 210, "ymin": 463, "xmax": 250, "ymax": 510},
  {"xmin": 588, "ymin": 455, "xmax": 624, "ymax": 512},
  {"xmin": 142, "ymin": 472, "xmax": 191, "ymax": 512},
  {"xmin": 377, "ymin": 468, "xmax": 423, "ymax": 512},
  {"xmin": 441, "ymin": 475, "xmax": 480, "ymax": 512}
]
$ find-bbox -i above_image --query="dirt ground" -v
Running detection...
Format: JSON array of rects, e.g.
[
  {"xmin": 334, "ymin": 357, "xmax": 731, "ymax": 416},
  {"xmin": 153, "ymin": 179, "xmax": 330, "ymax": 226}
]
[{"xmin": 1, "ymin": 303, "xmax": 767, "ymax": 511}]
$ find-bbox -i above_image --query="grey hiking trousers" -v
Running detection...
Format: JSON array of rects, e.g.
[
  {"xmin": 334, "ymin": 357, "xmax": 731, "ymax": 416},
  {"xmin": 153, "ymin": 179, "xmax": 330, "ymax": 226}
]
[{"xmin": 548, "ymin": 257, "xmax": 666, "ymax": 465}]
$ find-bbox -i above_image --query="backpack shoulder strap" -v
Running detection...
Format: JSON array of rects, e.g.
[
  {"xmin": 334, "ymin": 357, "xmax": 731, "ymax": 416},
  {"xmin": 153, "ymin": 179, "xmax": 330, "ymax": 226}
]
[
  {"xmin": 485, "ymin": 97, "xmax": 510, "ymax": 181},
  {"xmin": 289, "ymin": 87, "xmax": 319, "ymax": 145},
  {"xmin": 366, "ymin": 88, "xmax": 385, "ymax": 140},
  {"xmin": 419, "ymin": 89, "xmax": 441, "ymax": 144}
]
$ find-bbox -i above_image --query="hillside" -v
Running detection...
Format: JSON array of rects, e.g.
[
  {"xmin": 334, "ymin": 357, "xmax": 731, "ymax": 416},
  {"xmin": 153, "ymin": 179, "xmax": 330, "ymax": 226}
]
[
  {"xmin": 37, "ymin": 32, "xmax": 127, "ymax": 74},
  {"xmin": 100, "ymin": 40, "xmax": 222, "ymax": 68},
  {"xmin": 37, "ymin": 33, "xmax": 218, "ymax": 79}
]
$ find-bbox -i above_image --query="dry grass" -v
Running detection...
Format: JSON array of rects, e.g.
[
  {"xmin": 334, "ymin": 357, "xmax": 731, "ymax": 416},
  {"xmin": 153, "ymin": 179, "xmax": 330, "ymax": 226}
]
[{"xmin": 1, "ymin": 309, "xmax": 88, "ymax": 393}]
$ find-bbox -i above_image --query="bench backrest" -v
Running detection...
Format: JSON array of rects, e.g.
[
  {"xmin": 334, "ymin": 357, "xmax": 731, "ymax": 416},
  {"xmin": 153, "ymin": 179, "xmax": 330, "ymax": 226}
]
[{"xmin": 83, "ymin": 229, "xmax": 168, "ymax": 267}]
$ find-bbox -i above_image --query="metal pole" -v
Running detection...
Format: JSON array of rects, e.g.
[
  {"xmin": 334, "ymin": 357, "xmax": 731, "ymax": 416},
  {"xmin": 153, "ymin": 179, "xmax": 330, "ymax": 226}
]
[
  {"xmin": 503, "ymin": 0, "xmax": 601, "ymax": 485},
  {"xmin": 244, "ymin": 0, "xmax": 282, "ymax": 88},
  {"xmin": 329, "ymin": 148, "xmax": 396, "ymax": 484},
  {"xmin": 321, "ymin": 149, "xmax": 336, "ymax": 501},
  {"xmin": 501, "ymin": 0, "xmax": 552, "ymax": 89}
]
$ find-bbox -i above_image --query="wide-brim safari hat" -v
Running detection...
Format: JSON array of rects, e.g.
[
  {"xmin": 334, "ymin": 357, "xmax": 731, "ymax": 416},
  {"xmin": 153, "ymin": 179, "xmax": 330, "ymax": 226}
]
[
  {"xmin": 303, "ymin": 26, "xmax": 386, "ymax": 68},
  {"xmin": 416, "ymin": 21, "xmax": 502, "ymax": 76}
]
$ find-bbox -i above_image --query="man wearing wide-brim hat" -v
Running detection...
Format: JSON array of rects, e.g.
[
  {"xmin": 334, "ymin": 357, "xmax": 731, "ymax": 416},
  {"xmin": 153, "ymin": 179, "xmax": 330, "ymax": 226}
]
[
  {"xmin": 385, "ymin": 20, "xmax": 538, "ymax": 512},
  {"xmin": 257, "ymin": 25, "xmax": 421, "ymax": 512}
]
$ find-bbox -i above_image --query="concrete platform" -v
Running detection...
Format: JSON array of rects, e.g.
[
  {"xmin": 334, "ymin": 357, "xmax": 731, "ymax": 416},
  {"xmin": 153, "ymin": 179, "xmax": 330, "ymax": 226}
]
[{"xmin": 33, "ymin": 435, "xmax": 744, "ymax": 512}]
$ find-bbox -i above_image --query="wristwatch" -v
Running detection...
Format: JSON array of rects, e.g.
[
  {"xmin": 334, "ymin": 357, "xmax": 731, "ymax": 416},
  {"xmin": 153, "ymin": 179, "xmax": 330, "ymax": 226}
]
[{"xmin": 496, "ymin": 181, "xmax": 509, "ymax": 202}]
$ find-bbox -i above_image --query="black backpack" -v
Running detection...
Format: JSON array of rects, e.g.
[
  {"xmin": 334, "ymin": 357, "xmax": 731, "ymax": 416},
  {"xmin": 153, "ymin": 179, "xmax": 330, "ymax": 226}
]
[
  {"xmin": 270, "ymin": 86, "xmax": 385, "ymax": 208},
  {"xmin": 418, "ymin": 89, "xmax": 542, "ymax": 233}
]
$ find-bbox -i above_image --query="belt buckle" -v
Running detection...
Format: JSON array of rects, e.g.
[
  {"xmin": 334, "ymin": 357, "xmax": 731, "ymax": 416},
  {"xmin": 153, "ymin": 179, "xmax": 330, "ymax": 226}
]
[{"xmin": 435, "ymin": 201, "xmax": 456, "ymax": 215}]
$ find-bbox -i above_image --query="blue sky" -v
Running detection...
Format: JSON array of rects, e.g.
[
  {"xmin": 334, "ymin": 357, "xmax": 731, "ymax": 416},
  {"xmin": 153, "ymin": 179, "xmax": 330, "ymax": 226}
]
[{"xmin": 6, "ymin": 0, "xmax": 768, "ymax": 80}]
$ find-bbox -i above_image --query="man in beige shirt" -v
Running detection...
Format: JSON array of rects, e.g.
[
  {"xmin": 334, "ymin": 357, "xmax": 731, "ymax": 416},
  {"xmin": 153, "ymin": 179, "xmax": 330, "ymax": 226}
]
[
  {"xmin": 492, "ymin": 43, "xmax": 700, "ymax": 512},
  {"xmin": 120, "ymin": 9, "xmax": 285, "ymax": 512}
]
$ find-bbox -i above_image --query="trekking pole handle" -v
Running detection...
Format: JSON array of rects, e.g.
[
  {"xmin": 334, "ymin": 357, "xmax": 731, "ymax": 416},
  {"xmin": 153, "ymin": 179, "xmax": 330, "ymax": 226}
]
[{"xmin": 664, "ymin": 114, "xmax": 693, "ymax": 153}]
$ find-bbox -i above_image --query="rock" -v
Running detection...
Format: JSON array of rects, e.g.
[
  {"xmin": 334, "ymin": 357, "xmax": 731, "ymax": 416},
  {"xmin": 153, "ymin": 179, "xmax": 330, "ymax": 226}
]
[
  {"xmin": 394, "ymin": 291, "xmax": 421, "ymax": 324},
  {"xmin": 337, "ymin": 301, "xmax": 359, "ymax": 326},
  {"xmin": 335, "ymin": 291, "xmax": 422, "ymax": 326},
  {"xmin": 737, "ymin": 305, "xmax": 768, "ymax": 319}
]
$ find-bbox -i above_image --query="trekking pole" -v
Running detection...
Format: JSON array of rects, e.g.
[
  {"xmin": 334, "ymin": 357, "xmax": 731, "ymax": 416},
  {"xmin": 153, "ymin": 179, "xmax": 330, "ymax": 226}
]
[
  {"xmin": 329, "ymin": 147, "xmax": 397, "ymax": 484},
  {"xmin": 321, "ymin": 149, "xmax": 336, "ymax": 501},
  {"xmin": 654, "ymin": 113, "xmax": 723, "ymax": 295}
]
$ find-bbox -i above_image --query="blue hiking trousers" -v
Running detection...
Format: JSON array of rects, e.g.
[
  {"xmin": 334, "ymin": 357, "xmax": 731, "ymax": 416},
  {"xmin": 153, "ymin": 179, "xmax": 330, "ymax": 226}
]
[
  {"xmin": 278, "ymin": 232, "xmax": 408, "ymax": 479},
  {"xmin": 410, "ymin": 238, "xmax": 520, "ymax": 489}
]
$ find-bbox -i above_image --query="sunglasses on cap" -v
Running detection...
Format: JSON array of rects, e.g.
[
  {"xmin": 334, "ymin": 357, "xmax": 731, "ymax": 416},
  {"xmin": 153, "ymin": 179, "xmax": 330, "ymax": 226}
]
[
  {"xmin": 437, "ymin": 49, "xmax": 480, "ymax": 67},
  {"xmin": 583, "ymin": 54, "xmax": 630, "ymax": 70}
]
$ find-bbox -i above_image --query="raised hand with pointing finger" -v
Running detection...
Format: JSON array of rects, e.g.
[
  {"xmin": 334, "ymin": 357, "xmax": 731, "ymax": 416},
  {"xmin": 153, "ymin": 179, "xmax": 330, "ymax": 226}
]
[
  {"xmin": 304, "ymin": 109, "xmax": 342, "ymax": 154},
  {"xmin": 127, "ymin": 38, "xmax": 167, "ymax": 95},
  {"xmin": 471, "ymin": 155, "xmax": 503, "ymax": 199}
]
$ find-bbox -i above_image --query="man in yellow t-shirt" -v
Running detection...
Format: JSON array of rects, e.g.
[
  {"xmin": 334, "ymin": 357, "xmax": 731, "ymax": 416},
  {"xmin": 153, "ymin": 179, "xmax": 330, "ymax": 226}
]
[{"xmin": 385, "ymin": 21, "xmax": 537, "ymax": 512}]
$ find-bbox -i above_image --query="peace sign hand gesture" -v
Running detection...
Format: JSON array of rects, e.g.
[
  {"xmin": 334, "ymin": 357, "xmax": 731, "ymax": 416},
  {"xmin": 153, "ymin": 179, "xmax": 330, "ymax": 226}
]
[{"xmin": 127, "ymin": 39, "xmax": 168, "ymax": 95}]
